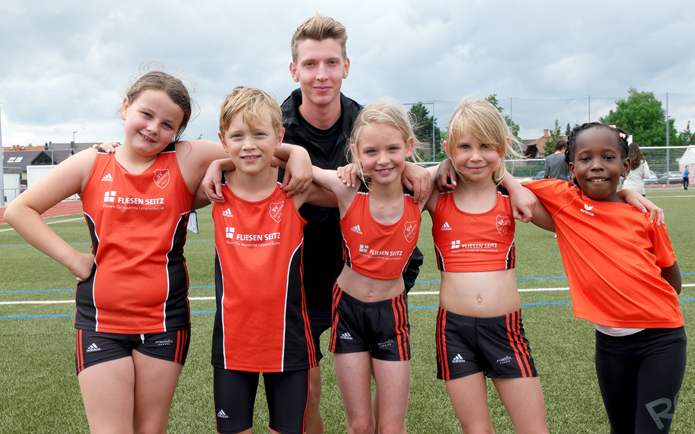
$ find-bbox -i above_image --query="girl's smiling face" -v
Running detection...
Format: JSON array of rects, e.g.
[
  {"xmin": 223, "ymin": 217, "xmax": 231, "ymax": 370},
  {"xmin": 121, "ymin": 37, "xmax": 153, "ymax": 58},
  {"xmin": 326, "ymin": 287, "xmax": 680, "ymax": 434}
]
[{"xmin": 569, "ymin": 127, "xmax": 629, "ymax": 202}]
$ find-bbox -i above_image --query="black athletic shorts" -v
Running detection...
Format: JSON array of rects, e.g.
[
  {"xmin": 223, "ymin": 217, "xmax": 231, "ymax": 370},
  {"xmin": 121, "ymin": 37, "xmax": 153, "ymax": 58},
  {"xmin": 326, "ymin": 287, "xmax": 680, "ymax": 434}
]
[
  {"xmin": 214, "ymin": 368, "xmax": 309, "ymax": 434},
  {"xmin": 75, "ymin": 328, "xmax": 190, "ymax": 375},
  {"xmin": 436, "ymin": 308, "xmax": 537, "ymax": 380},
  {"xmin": 329, "ymin": 282, "xmax": 410, "ymax": 361}
]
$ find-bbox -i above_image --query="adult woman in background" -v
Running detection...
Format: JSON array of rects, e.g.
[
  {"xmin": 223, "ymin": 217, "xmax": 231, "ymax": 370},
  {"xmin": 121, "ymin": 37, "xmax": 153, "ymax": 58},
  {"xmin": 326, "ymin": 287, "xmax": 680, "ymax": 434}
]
[{"xmin": 622, "ymin": 143, "xmax": 650, "ymax": 196}]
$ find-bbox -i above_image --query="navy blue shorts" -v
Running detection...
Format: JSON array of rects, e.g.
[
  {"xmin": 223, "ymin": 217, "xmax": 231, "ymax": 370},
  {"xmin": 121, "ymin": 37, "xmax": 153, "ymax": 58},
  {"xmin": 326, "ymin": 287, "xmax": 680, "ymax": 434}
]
[
  {"xmin": 75, "ymin": 328, "xmax": 190, "ymax": 374},
  {"xmin": 436, "ymin": 308, "xmax": 537, "ymax": 380},
  {"xmin": 329, "ymin": 282, "xmax": 410, "ymax": 361}
]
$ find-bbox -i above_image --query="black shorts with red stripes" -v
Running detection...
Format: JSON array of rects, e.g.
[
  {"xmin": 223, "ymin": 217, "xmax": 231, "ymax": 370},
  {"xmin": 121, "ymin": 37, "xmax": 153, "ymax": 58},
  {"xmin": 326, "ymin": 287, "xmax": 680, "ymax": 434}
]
[
  {"xmin": 436, "ymin": 308, "xmax": 537, "ymax": 380},
  {"xmin": 329, "ymin": 282, "xmax": 410, "ymax": 361},
  {"xmin": 75, "ymin": 328, "xmax": 190, "ymax": 375},
  {"xmin": 214, "ymin": 368, "xmax": 309, "ymax": 434}
]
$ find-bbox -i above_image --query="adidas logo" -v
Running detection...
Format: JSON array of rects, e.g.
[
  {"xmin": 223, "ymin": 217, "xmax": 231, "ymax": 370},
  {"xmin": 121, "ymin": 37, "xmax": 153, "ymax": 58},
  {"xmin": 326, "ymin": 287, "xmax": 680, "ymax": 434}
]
[
  {"xmin": 103, "ymin": 191, "xmax": 116, "ymax": 203},
  {"xmin": 86, "ymin": 343, "xmax": 101, "ymax": 353},
  {"xmin": 101, "ymin": 173, "xmax": 114, "ymax": 182},
  {"xmin": 340, "ymin": 332, "xmax": 353, "ymax": 340},
  {"xmin": 222, "ymin": 208, "xmax": 233, "ymax": 218},
  {"xmin": 441, "ymin": 222, "xmax": 452, "ymax": 231},
  {"xmin": 451, "ymin": 354, "xmax": 465, "ymax": 364},
  {"xmin": 359, "ymin": 244, "xmax": 369, "ymax": 253},
  {"xmin": 217, "ymin": 409, "xmax": 229, "ymax": 419},
  {"xmin": 351, "ymin": 225, "xmax": 362, "ymax": 234}
]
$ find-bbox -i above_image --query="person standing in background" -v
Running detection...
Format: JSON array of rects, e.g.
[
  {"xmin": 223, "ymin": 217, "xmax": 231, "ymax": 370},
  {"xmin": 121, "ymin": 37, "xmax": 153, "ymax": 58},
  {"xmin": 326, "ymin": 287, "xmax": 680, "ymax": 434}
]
[
  {"xmin": 683, "ymin": 165, "xmax": 690, "ymax": 190},
  {"xmin": 544, "ymin": 138, "xmax": 569, "ymax": 181},
  {"xmin": 623, "ymin": 143, "xmax": 650, "ymax": 196}
]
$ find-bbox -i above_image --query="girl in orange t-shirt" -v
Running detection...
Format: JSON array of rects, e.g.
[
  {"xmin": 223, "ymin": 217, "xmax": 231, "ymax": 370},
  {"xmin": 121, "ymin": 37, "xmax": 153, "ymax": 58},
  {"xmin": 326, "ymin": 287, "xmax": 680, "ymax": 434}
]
[{"xmin": 524, "ymin": 123, "xmax": 684, "ymax": 433}]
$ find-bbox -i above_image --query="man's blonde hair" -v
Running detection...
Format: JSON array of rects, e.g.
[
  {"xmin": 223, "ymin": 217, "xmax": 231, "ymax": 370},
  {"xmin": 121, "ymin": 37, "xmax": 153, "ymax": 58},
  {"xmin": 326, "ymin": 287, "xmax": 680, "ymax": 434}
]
[
  {"xmin": 219, "ymin": 86, "xmax": 283, "ymax": 136},
  {"xmin": 291, "ymin": 14, "xmax": 348, "ymax": 63},
  {"xmin": 445, "ymin": 97, "xmax": 521, "ymax": 184}
]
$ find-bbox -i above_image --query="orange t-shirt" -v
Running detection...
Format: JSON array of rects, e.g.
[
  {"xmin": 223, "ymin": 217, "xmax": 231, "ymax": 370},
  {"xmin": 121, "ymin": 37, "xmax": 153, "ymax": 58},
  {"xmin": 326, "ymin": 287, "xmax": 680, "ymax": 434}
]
[
  {"xmin": 432, "ymin": 187, "xmax": 515, "ymax": 272},
  {"xmin": 211, "ymin": 170, "xmax": 316, "ymax": 372},
  {"xmin": 526, "ymin": 180, "xmax": 682, "ymax": 328},
  {"xmin": 339, "ymin": 183, "xmax": 421, "ymax": 280},
  {"xmin": 77, "ymin": 145, "xmax": 194, "ymax": 333}
]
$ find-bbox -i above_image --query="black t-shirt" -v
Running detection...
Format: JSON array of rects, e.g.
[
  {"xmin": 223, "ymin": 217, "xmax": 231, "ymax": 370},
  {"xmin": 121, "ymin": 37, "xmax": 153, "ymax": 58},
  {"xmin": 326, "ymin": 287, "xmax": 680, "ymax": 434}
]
[{"xmin": 296, "ymin": 106, "xmax": 344, "ymax": 157}]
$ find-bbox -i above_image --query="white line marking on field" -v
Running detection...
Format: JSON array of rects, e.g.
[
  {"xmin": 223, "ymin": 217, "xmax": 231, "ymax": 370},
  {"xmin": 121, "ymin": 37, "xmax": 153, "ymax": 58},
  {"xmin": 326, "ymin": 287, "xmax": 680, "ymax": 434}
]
[
  {"xmin": 5, "ymin": 284, "xmax": 694, "ymax": 305},
  {"xmin": 0, "ymin": 217, "xmax": 83, "ymax": 232}
]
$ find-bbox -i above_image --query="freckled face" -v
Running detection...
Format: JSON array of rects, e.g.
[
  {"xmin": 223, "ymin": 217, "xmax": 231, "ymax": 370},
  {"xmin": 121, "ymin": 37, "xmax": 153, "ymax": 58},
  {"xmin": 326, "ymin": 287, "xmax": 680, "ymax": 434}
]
[{"xmin": 568, "ymin": 127, "xmax": 629, "ymax": 202}]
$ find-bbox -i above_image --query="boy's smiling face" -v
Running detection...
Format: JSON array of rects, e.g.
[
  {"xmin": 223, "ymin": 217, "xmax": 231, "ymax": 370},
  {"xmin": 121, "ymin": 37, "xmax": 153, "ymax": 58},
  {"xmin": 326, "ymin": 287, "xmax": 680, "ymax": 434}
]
[
  {"xmin": 569, "ymin": 127, "xmax": 629, "ymax": 202},
  {"xmin": 218, "ymin": 111, "xmax": 283, "ymax": 176}
]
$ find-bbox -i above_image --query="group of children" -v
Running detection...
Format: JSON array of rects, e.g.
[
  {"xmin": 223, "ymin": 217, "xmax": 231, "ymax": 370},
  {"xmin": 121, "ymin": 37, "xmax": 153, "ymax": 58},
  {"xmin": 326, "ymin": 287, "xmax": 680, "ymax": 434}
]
[{"xmin": 6, "ymin": 69, "xmax": 686, "ymax": 434}]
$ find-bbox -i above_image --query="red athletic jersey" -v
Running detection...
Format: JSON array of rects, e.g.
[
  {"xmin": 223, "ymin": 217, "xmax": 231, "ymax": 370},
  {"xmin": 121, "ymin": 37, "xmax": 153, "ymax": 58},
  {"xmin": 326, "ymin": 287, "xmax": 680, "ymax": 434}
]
[
  {"xmin": 432, "ymin": 187, "xmax": 515, "ymax": 272},
  {"xmin": 526, "ymin": 180, "xmax": 682, "ymax": 328},
  {"xmin": 339, "ymin": 183, "xmax": 421, "ymax": 280},
  {"xmin": 77, "ymin": 144, "xmax": 194, "ymax": 333},
  {"xmin": 211, "ymin": 170, "xmax": 316, "ymax": 372}
]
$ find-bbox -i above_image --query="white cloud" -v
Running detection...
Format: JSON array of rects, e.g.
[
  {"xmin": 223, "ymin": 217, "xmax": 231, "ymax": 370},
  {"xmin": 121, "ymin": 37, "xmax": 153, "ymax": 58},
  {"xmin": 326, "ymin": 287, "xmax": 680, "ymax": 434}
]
[{"xmin": 1, "ymin": 0, "xmax": 694, "ymax": 145}]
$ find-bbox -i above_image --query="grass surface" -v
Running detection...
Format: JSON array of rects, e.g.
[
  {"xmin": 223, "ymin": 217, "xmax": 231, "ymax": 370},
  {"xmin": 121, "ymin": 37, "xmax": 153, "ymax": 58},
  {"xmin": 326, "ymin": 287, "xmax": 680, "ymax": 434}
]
[{"xmin": 1, "ymin": 187, "xmax": 694, "ymax": 433}]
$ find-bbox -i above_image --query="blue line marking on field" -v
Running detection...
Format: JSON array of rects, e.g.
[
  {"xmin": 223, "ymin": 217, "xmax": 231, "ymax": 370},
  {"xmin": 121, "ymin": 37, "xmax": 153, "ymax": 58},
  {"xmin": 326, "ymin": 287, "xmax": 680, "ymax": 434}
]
[
  {"xmin": 4, "ymin": 275, "xmax": 694, "ymax": 294},
  {"xmin": 0, "ymin": 289, "xmax": 74, "ymax": 294},
  {"xmin": 5, "ymin": 299, "xmax": 694, "ymax": 320},
  {"xmin": 0, "ymin": 242, "xmax": 90, "ymax": 248}
]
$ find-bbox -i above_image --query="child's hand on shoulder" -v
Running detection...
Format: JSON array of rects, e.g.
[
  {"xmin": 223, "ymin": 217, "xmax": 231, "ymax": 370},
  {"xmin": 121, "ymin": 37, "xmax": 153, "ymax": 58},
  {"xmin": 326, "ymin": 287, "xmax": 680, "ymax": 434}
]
[
  {"xmin": 92, "ymin": 142, "xmax": 121, "ymax": 153},
  {"xmin": 618, "ymin": 189, "xmax": 665, "ymax": 226},
  {"xmin": 337, "ymin": 163, "xmax": 359, "ymax": 188},
  {"xmin": 434, "ymin": 159, "xmax": 457, "ymax": 192}
]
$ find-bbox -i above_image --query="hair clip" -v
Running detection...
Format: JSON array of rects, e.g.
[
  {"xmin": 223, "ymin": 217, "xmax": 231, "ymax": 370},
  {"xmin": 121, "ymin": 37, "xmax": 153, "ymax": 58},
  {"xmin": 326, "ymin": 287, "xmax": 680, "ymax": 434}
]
[
  {"xmin": 619, "ymin": 132, "xmax": 627, "ymax": 139},
  {"xmin": 608, "ymin": 125, "xmax": 617, "ymax": 129}
]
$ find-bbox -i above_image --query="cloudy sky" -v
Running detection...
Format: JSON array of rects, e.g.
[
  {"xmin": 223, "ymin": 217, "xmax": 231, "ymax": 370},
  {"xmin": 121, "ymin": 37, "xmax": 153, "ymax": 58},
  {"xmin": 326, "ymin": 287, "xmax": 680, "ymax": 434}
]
[{"xmin": 1, "ymin": 0, "xmax": 694, "ymax": 147}]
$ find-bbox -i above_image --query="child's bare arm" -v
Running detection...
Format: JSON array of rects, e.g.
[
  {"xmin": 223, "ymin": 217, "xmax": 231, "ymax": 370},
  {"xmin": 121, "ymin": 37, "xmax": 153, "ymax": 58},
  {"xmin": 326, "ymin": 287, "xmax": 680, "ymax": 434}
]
[
  {"xmin": 274, "ymin": 144, "xmax": 313, "ymax": 197},
  {"xmin": 502, "ymin": 171, "xmax": 536, "ymax": 223},
  {"xmin": 402, "ymin": 162, "xmax": 432, "ymax": 204},
  {"xmin": 4, "ymin": 149, "xmax": 96, "ymax": 281},
  {"xmin": 661, "ymin": 261, "xmax": 682, "ymax": 294},
  {"xmin": 199, "ymin": 159, "xmax": 237, "ymax": 204}
]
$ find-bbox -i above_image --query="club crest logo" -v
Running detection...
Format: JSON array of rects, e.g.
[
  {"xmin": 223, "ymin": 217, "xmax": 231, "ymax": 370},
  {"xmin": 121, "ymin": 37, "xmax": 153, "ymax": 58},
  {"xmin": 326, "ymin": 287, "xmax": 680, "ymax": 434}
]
[
  {"xmin": 496, "ymin": 215, "xmax": 511, "ymax": 236},
  {"xmin": 269, "ymin": 201, "xmax": 284, "ymax": 223},
  {"xmin": 404, "ymin": 221, "xmax": 418, "ymax": 243},
  {"xmin": 153, "ymin": 169, "xmax": 170, "ymax": 189}
]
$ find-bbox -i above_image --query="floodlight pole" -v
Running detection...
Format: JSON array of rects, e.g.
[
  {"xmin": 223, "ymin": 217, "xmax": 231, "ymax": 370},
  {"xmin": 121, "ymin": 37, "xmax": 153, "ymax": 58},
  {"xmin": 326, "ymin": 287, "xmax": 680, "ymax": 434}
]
[
  {"xmin": 666, "ymin": 93, "xmax": 670, "ymax": 187},
  {"xmin": 432, "ymin": 101, "xmax": 436, "ymax": 162}
]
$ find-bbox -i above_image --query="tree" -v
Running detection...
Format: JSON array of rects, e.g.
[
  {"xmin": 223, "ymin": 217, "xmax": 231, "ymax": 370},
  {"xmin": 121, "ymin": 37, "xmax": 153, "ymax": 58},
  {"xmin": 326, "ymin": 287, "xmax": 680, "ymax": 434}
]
[
  {"xmin": 543, "ymin": 120, "xmax": 563, "ymax": 157},
  {"xmin": 486, "ymin": 95, "xmax": 520, "ymax": 138},
  {"xmin": 565, "ymin": 123, "xmax": 572, "ymax": 136},
  {"xmin": 409, "ymin": 102, "xmax": 445, "ymax": 161},
  {"xmin": 674, "ymin": 121, "xmax": 693, "ymax": 147},
  {"xmin": 600, "ymin": 88, "xmax": 676, "ymax": 147}
]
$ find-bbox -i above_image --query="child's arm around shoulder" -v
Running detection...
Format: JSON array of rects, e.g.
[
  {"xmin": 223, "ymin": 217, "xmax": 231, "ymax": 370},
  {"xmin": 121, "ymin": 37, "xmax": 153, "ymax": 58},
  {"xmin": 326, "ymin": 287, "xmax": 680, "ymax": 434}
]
[
  {"xmin": 310, "ymin": 166, "xmax": 359, "ymax": 216},
  {"xmin": 4, "ymin": 148, "xmax": 98, "ymax": 281}
]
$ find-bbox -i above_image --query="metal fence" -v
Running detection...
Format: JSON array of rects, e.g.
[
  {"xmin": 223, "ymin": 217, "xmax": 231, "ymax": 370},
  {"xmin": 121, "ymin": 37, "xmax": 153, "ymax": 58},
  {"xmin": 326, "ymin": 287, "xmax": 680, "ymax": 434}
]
[
  {"xmin": 406, "ymin": 92, "xmax": 695, "ymax": 155},
  {"xmin": 422, "ymin": 146, "xmax": 693, "ymax": 188}
]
